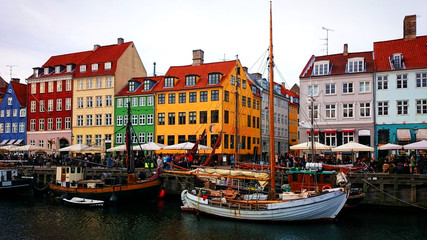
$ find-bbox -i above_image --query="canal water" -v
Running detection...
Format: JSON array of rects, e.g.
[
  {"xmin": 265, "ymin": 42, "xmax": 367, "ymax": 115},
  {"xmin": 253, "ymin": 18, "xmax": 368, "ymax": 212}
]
[{"xmin": 0, "ymin": 195, "xmax": 426, "ymax": 240}]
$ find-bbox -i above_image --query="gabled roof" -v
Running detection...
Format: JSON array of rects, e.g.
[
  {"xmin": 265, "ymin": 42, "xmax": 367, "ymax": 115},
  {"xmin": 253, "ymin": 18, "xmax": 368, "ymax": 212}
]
[
  {"xmin": 74, "ymin": 42, "xmax": 132, "ymax": 78},
  {"xmin": 374, "ymin": 36, "xmax": 427, "ymax": 71},
  {"xmin": 116, "ymin": 76, "xmax": 164, "ymax": 96},
  {"xmin": 154, "ymin": 60, "xmax": 237, "ymax": 92},
  {"xmin": 300, "ymin": 51, "xmax": 374, "ymax": 78},
  {"xmin": 10, "ymin": 81, "xmax": 27, "ymax": 107}
]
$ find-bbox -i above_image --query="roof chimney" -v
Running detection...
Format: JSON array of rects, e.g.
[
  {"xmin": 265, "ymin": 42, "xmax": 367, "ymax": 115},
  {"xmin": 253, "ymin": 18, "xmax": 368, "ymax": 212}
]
[
  {"xmin": 192, "ymin": 49, "xmax": 204, "ymax": 66},
  {"xmin": 252, "ymin": 73, "xmax": 262, "ymax": 79},
  {"xmin": 117, "ymin": 37, "xmax": 124, "ymax": 45},
  {"xmin": 11, "ymin": 78, "xmax": 20, "ymax": 83},
  {"xmin": 403, "ymin": 15, "xmax": 416, "ymax": 40},
  {"xmin": 93, "ymin": 44, "xmax": 100, "ymax": 51},
  {"xmin": 343, "ymin": 43, "xmax": 348, "ymax": 56},
  {"xmin": 153, "ymin": 62, "xmax": 156, "ymax": 76},
  {"xmin": 242, "ymin": 67, "xmax": 248, "ymax": 73}
]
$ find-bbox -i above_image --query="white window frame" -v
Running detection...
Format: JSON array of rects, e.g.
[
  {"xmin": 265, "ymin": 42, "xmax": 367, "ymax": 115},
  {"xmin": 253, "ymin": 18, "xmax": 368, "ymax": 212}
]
[
  {"xmin": 342, "ymin": 103, "xmax": 354, "ymax": 118},
  {"xmin": 313, "ymin": 61, "xmax": 329, "ymax": 76},
  {"xmin": 347, "ymin": 57, "xmax": 365, "ymax": 73},
  {"xmin": 342, "ymin": 82, "xmax": 354, "ymax": 94},
  {"xmin": 325, "ymin": 83, "xmax": 336, "ymax": 95},
  {"xmin": 377, "ymin": 75, "xmax": 388, "ymax": 90},
  {"xmin": 360, "ymin": 102, "xmax": 371, "ymax": 117},
  {"xmin": 359, "ymin": 81, "xmax": 371, "ymax": 93}
]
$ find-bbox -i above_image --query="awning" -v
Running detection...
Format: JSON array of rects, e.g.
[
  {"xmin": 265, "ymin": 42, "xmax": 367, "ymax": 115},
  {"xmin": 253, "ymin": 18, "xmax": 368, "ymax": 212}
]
[
  {"xmin": 342, "ymin": 129, "xmax": 355, "ymax": 133},
  {"xmin": 14, "ymin": 139, "xmax": 23, "ymax": 145},
  {"xmin": 358, "ymin": 130, "xmax": 371, "ymax": 136},
  {"xmin": 306, "ymin": 130, "xmax": 320, "ymax": 134},
  {"xmin": 416, "ymin": 129, "xmax": 427, "ymax": 141},
  {"xmin": 7, "ymin": 139, "xmax": 16, "ymax": 145},
  {"xmin": 0, "ymin": 139, "xmax": 8, "ymax": 146},
  {"xmin": 397, "ymin": 129, "xmax": 411, "ymax": 141},
  {"xmin": 324, "ymin": 129, "xmax": 337, "ymax": 134}
]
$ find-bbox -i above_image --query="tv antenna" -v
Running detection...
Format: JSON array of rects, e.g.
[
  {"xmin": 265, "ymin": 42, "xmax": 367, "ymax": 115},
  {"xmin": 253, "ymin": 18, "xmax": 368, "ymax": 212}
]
[
  {"xmin": 321, "ymin": 27, "xmax": 334, "ymax": 55},
  {"xmin": 6, "ymin": 65, "xmax": 17, "ymax": 80}
]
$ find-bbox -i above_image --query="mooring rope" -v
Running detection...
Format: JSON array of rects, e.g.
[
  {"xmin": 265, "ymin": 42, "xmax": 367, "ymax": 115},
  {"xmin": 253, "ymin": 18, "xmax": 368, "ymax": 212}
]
[{"xmin": 361, "ymin": 178, "xmax": 427, "ymax": 210}]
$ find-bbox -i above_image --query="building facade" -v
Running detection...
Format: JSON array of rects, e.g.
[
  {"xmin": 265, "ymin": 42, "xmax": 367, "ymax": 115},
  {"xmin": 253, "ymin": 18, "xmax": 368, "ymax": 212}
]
[
  {"xmin": 374, "ymin": 15, "xmax": 427, "ymax": 157},
  {"xmin": 155, "ymin": 50, "xmax": 262, "ymax": 163},
  {"xmin": 0, "ymin": 79, "xmax": 27, "ymax": 146},
  {"xmin": 299, "ymin": 45, "xmax": 375, "ymax": 154},
  {"xmin": 281, "ymin": 85, "xmax": 300, "ymax": 148},
  {"xmin": 248, "ymin": 73, "xmax": 289, "ymax": 162},
  {"xmin": 26, "ymin": 51, "xmax": 92, "ymax": 154},
  {"xmin": 72, "ymin": 38, "xmax": 146, "ymax": 153},
  {"xmin": 114, "ymin": 76, "xmax": 161, "ymax": 147}
]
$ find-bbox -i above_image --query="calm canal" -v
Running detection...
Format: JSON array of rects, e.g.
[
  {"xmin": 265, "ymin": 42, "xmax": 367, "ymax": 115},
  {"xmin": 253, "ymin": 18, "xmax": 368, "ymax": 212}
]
[{"xmin": 0, "ymin": 195, "xmax": 426, "ymax": 240}]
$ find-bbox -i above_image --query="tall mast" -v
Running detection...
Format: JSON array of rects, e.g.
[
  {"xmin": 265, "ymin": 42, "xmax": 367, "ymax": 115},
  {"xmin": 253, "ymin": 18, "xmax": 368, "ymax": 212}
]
[
  {"xmin": 126, "ymin": 97, "xmax": 134, "ymax": 173},
  {"xmin": 310, "ymin": 96, "xmax": 315, "ymax": 163},
  {"xmin": 234, "ymin": 55, "xmax": 239, "ymax": 165},
  {"xmin": 268, "ymin": 1, "xmax": 276, "ymax": 198}
]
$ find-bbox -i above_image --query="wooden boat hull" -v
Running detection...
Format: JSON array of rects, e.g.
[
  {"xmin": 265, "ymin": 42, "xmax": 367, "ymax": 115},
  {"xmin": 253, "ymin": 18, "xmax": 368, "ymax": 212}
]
[
  {"xmin": 50, "ymin": 179, "xmax": 162, "ymax": 203},
  {"xmin": 181, "ymin": 188, "xmax": 348, "ymax": 221}
]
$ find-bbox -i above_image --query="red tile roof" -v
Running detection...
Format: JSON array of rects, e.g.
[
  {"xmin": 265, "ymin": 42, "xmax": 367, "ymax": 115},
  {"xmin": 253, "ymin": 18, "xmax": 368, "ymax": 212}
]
[
  {"xmin": 374, "ymin": 36, "xmax": 427, "ymax": 71},
  {"xmin": 300, "ymin": 51, "xmax": 374, "ymax": 78},
  {"xmin": 74, "ymin": 42, "xmax": 132, "ymax": 78},
  {"xmin": 116, "ymin": 76, "xmax": 164, "ymax": 96},
  {"xmin": 10, "ymin": 81, "xmax": 27, "ymax": 107},
  {"xmin": 154, "ymin": 60, "xmax": 237, "ymax": 92}
]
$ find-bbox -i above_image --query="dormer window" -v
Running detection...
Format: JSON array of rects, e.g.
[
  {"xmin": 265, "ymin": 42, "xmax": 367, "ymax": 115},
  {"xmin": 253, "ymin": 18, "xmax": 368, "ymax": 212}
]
[
  {"xmin": 185, "ymin": 75, "xmax": 197, "ymax": 86},
  {"xmin": 164, "ymin": 77, "xmax": 175, "ymax": 88},
  {"xmin": 143, "ymin": 79, "xmax": 150, "ymax": 90},
  {"xmin": 44, "ymin": 67, "xmax": 50, "ymax": 75},
  {"xmin": 66, "ymin": 64, "xmax": 73, "ymax": 72},
  {"xmin": 55, "ymin": 66, "xmax": 61, "ymax": 74},
  {"xmin": 80, "ymin": 65, "xmax": 86, "ymax": 72},
  {"xmin": 347, "ymin": 57, "xmax": 365, "ymax": 73},
  {"xmin": 92, "ymin": 63, "xmax": 98, "ymax": 71},
  {"xmin": 208, "ymin": 73, "xmax": 221, "ymax": 84},
  {"xmin": 390, "ymin": 53, "xmax": 404, "ymax": 70},
  {"xmin": 128, "ymin": 81, "xmax": 135, "ymax": 92},
  {"xmin": 313, "ymin": 61, "xmax": 329, "ymax": 76},
  {"xmin": 105, "ymin": 62, "xmax": 112, "ymax": 70}
]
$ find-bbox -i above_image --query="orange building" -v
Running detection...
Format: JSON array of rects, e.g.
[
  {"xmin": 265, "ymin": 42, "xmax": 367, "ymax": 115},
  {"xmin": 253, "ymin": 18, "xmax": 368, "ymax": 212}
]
[{"xmin": 155, "ymin": 50, "xmax": 261, "ymax": 163}]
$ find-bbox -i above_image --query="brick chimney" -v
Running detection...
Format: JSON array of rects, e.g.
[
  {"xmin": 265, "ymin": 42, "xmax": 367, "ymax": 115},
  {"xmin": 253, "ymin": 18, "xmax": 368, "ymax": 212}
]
[
  {"xmin": 252, "ymin": 73, "xmax": 262, "ymax": 79},
  {"xmin": 192, "ymin": 49, "xmax": 204, "ymax": 66},
  {"xmin": 93, "ymin": 44, "xmax": 100, "ymax": 51},
  {"xmin": 403, "ymin": 15, "xmax": 416, "ymax": 40},
  {"xmin": 117, "ymin": 37, "xmax": 124, "ymax": 45},
  {"xmin": 343, "ymin": 43, "xmax": 348, "ymax": 56}
]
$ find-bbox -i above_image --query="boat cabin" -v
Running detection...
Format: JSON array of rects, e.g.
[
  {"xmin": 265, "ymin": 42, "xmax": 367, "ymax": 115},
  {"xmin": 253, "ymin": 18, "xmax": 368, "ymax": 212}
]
[
  {"xmin": 287, "ymin": 170, "xmax": 336, "ymax": 192},
  {"xmin": 55, "ymin": 166, "xmax": 84, "ymax": 188}
]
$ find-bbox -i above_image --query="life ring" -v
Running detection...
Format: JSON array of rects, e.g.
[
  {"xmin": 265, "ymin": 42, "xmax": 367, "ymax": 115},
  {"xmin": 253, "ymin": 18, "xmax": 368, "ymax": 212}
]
[{"xmin": 322, "ymin": 185, "xmax": 332, "ymax": 191}]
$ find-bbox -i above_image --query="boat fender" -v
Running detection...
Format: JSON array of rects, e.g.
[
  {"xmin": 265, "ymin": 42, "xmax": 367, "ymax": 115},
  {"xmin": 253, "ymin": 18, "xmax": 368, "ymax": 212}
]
[{"xmin": 322, "ymin": 185, "xmax": 332, "ymax": 191}]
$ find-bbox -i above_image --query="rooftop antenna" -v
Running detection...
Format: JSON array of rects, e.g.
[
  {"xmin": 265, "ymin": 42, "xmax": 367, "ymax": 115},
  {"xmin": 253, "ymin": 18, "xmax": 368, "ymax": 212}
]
[
  {"xmin": 321, "ymin": 27, "xmax": 334, "ymax": 55},
  {"xmin": 6, "ymin": 65, "xmax": 17, "ymax": 80}
]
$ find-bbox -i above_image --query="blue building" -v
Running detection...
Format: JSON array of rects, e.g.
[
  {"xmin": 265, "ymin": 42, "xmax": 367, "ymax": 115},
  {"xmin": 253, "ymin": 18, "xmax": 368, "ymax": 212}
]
[
  {"xmin": 374, "ymin": 15, "xmax": 427, "ymax": 157},
  {"xmin": 0, "ymin": 79, "xmax": 28, "ymax": 146}
]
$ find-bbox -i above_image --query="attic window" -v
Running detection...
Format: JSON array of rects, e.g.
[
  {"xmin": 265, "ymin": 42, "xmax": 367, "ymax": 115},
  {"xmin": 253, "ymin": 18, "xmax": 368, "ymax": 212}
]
[
  {"xmin": 80, "ymin": 65, "xmax": 86, "ymax": 72},
  {"xmin": 347, "ymin": 58, "xmax": 365, "ymax": 73},
  {"xmin": 164, "ymin": 77, "xmax": 175, "ymax": 88},
  {"xmin": 143, "ymin": 79, "xmax": 150, "ymax": 90},
  {"xmin": 185, "ymin": 75, "xmax": 197, "ymax": 86},
  {"xmin": 390, "ymin": 53, "xmax": 404, "ymax": 69},
  {"xmin": 105, "ymin": 62, "xmax": 112, "ymax": 70},
  {"xmin": 92, "ymin": 63, "xmax": 98, "ymax": 71},
  {"xmin": 44, "ymin": 67, "xmax": 50, "ymax": 75},
  {"xmin": 313, "ymin": 61, "xmax": 329, "ymax": 76},
  {"xmin": 55, "ymin": 66, "xmax": 61, "ymax": 74},
  {"xmin": 208, "ymin": 73, "xmax": 221, "ymax": 84},
  {"xmin": 66, "ymin": 65, "xmax": 72, "ymax": 72},
  {"xmin": 128, "ymin": 81, "xmax": 135, "ymax": 92}
]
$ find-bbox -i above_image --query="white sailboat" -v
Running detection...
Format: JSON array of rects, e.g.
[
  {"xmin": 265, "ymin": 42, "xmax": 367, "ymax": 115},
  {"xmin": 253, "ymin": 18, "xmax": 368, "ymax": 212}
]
[{"xmin": 180, "ymin": 1, "xmax": 350, "ymax": 221}]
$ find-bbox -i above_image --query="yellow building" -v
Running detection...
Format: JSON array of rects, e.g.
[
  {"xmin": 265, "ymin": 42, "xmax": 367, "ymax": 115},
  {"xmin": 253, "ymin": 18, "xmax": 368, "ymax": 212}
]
[
  {"xmin": 282, "ymin": 86, "xmax": 300, "ymax": 147},
  {"xmin": 72, "ymin": 38, "xmax": 146, "ymax": 151},
  {"xmin": 155, "ymin": 50, "xmax": 261, "ymax": 163}
]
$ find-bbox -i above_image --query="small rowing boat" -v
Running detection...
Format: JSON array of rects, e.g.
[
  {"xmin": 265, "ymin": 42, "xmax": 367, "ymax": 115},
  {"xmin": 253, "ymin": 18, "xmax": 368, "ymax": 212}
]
[{"xmin": 62, "ymin": 197, "xmax": 104, "ymax": 207}]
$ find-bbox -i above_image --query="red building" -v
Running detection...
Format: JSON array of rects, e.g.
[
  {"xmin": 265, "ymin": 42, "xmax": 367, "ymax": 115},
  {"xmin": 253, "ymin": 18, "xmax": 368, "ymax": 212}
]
[{"xmin": 26, "ymin": 51, "xmax": 92, "ymax": 154}]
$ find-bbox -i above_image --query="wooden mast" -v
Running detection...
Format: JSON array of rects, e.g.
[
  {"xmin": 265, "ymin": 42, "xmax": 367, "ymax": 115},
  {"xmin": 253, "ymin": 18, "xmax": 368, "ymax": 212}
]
[
  {"xmin": 234, "ymin": 55, "xmax": 239, "ymax": 166},
  {"xmin": 268, "ymin": 1, "xmax": 276, "ymax": 198}
]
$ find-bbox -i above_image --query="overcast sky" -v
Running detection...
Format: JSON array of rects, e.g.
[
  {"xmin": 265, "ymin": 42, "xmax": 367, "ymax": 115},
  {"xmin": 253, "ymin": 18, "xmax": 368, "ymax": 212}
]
[{"xmin": 1, "ymin": 0, "xmax": 426, "ymax": 89}]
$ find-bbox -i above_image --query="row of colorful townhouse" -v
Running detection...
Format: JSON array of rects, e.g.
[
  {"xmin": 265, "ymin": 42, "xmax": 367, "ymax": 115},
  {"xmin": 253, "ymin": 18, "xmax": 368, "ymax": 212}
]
[
  {"xmin": 0, "ymin": 38, "xmax": 300, "ymax": 163},
  {"xmin": 299, "ymin": 15, "xmax": 427, "ymax": 158}
]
